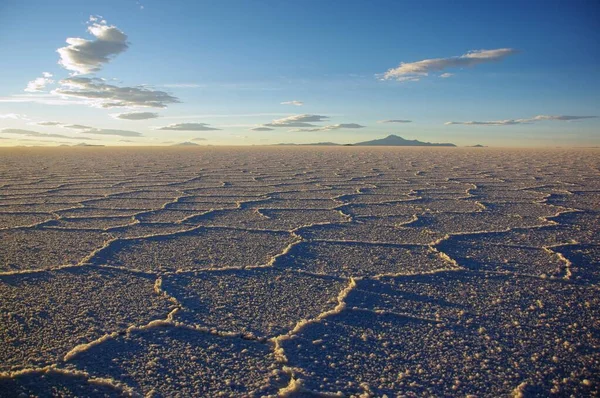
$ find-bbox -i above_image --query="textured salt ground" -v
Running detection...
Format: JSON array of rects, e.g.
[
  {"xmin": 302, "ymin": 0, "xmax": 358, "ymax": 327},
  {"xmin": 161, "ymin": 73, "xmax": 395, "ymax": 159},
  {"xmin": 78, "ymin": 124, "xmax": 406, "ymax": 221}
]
[
  {"xmin": 0, "ymin": 228, "xmax": 109, "ymax": 272},
  {"xmin": 298, "ymin": 220, "xmax": 445, "ymax": 245},
  {"xmin": 0, "ymin": 266, "xmax": 172, "ymax": 371},
  {"xmin": 0, "ymin": 213, "xmax": 55, "ymax": 229},
  {"xmin": 162, "ymin": 268, "xmax": 347, "ymax": 337},
  {"xmin": 0, "ymin": 147, "xmax": 599, "ymax": 397},
  {"xmin": 92, "ymin": 227, "xmax": 297, "ymax": 272},
  {"xmin": 190, "ymin": 208, "xmax": 349, "ymax": 231},
  {"xmin": 63, "ymin": 326, "xmax": 285, "ymax": 397},
  {"xmin": 0, "ymin": 369, "xmax": 125, "ymax": 398},
  {"xmin": 436, "ymin": 237, "xmax": 567, "ymax": 277},
  {"xmin": 277, "ymin": 241, "xmax": 453, "ymax": 277}
]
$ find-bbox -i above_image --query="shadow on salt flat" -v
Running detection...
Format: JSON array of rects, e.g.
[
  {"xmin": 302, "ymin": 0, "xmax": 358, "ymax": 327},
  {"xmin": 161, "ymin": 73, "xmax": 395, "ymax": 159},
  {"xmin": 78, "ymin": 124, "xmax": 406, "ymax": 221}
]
[{"xmin": 64, "ymin": 326, "xmax": 286, "ymax": 397}]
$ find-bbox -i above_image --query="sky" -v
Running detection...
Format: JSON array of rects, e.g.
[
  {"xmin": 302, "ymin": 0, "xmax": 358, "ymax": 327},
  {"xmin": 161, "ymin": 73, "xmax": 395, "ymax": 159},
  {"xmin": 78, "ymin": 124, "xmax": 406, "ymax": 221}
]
[{"xmin": 0, "ymin": 0, "xmax": 599, "ymax": 147}]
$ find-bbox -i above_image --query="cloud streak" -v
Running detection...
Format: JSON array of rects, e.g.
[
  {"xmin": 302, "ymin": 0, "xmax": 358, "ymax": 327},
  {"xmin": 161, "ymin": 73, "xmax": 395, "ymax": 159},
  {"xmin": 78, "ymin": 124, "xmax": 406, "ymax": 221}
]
[
  {"xmin": 281, "ymin": 100, "xmax": 304, "ymax": 106},
  {"xmin": 156, "ymin": 123, "xmax": 220, "ymax": 131},
  {"xmin": 250, "ymin": 127, "xmax": 275, "ymax": 131},
  {"xmin": 57, "ymin": 16, "xmax": 129, "ymax": 74},
  {"xmin": 82, "ymin": 128, "xmax": 143, "ymax": 137},
  {"xmin": 264, "ymin": 114, "xmax": 329, "ymax": 128},
  {"xmin": 290, "ymin": 123, "xmax": 365, "ymax": 132},
  {"xmin": 445, "ymin": 114, "xmax": 597, "ymax": 126},
  {"xmin": 1, "ymin": 128, "xmax": 94, "ymax": 140},
  {"xmin": 112, "ymin": 111, "xmax": 159, "ymax": 120},
  {"xmin": 54, "ymin": 77, "xmax": 180, "ymax": 108},
  {"xmin": 378, "ymin": 119, "xmax": 412, "ymax": 124},
  {"xmin": 382, "ymin": 48, "xmax": 517, "ymax": 81}
]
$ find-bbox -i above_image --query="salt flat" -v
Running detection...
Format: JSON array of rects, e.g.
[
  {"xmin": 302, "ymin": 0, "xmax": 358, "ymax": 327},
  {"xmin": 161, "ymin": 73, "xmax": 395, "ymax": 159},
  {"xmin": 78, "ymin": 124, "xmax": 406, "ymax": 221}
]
[{"xmin": 0, "ymin": 146, "xmax": 598, "ymax": 397}]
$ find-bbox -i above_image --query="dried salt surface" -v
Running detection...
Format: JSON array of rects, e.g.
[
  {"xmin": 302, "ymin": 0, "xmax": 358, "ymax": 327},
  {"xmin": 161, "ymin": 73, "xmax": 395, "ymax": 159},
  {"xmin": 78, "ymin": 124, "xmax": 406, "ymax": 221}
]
[
  {"xmin": 406, "ymin": 212, "xmax": 553, "ymax": 235},
  {"xmin": 0, "ymin": 266, "xmax": 172, "ymax": 371},
  {"xmin": 107, "ymin": 223, "xmax": 196, "ymax": 239},
  {"xmin": 93, "ymin": 227, "xmax": 297, "ymax": 272},
  {"xmin": 279, "ymin": 241, "xmax": 452, "ymax": 277},
  {"xmin": 437, "ymin": 236, "xmax": 567, "ymax": 277},
  {"xmin": 0, "ymin": 147, "xmax": 598, "ymax": 396},
  {"xmin": 0, "ymin": 213, "xmax": 55, "ymax": 229},
  {"xmin": 162, "ymin": 268, "xmax": 347, "ymax": 337},
  {"xmin": 0, "ymin": 228, "xmax": 108, "ymax": 272},
  {"xmin": 45, "ymin": 216, "xmax": 135, "ymax": 230},
  {"xmin": 0, "ymin": 368, "xmax": 127, "ymax": 397},
  {"xmin": 299, "ymin": 219, "xmax": 444, "ymax": 245},
  {"xmin": 64, "ymin": 326, "xmax": 285, "ymax": 397},
  {"xmin": 192, "ymin": 208, "xmax": 349, "ymax": 230}
]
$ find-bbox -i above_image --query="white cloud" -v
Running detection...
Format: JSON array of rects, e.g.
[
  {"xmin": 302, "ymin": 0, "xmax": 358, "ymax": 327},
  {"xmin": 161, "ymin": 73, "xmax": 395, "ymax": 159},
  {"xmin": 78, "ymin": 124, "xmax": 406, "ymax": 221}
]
[
  {"xmin": 264, "ymin": 114, "xmax": 329, "ymax": 128},
  {"xmin": 25, "ymin": 72, "xmax": 54, "ymax": 92},
  {"xmin": 378, "ymin": 119, "xmax": 412, "ymax": 124},
  {"xmin": 57, "ymin": 16, "xmax": 129, "ymax": 74},
  {"xmin": 440, "ymin": 73, "xmax": 454, "ymax": 78},
  {"xmin": 82, "ymin": 128, "xmax": 143, "ymax": 137},
  {"xmin": 156, "ymin": 123, "xmax": 220, "ymax": 131},
  {"xmin": 54, "ymin": 77, "xmax": 180, "ymax": 108},
  {"xmin": 112, "ymin": 111, "xmax": 159, "ymax": 120},
  {"xmin": 250, "ymin": 127, "xmax": 275, "ymax": 131},
  {"xmin": 0, "ymin": 113, "xmax": 28, "ymax": 120},
  {"xmin": 445, "ymin": 114, "xmax": 597, "ymax": 126},
  {"xmin": 191, "ymin": 137, "xmax": 207, "ymax": 141},
  {"xmin": 291, "ymin": 123, "xmax": 365, "ymax": 132},
  {"xmin": 382, "ymin": 48, "xmax": 517, "ymax": 81},
  {"xmin": 281, "ymin": 100, "xmax": 304, "ymax": 106}
]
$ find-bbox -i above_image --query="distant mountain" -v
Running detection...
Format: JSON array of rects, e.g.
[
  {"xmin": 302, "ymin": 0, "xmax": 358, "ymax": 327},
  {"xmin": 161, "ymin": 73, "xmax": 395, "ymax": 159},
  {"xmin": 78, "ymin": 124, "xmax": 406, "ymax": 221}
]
[
  {"xmin": 469, "ymin": 144, "xmax": 487, "ymax": 147},
  {"xmin": 272, "ymin": 134, "xmax": 456, "ymax": 147},
  {"xmin": 172, "ymin": 142, "xmax": 200, "ymax": 146},
  {"xmin": 353, "ymin": 135, "xmax": 456, "ymax": 147},
  {"xmin": 300, "ymin": 142, "xmax": 341, "ymax": 146}
]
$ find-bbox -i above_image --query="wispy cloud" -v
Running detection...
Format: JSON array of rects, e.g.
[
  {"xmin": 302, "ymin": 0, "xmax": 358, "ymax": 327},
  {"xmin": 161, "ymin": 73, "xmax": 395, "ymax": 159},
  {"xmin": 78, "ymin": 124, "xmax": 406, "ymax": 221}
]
[
  {"xmin": 250, "ymin": 127, "xmax": 275, "ymax": 131},
  {"xmin": 264, "ymin": 114, "xmax": 329, "ymax": 128},
  {"xmin": 531, "ymin": 115, "xmax": 597, "ymax": 121},
  {"xmin": 156, "ymin": 123, "xmax": 220, "ymax": 131},
  {"xmin": 191, "ymin": 137, "xmax": 207, "ymax": 141},
  {"xmin": 25, "ymin": 72, "xmax": 54, "ymax": 92},
  {"xmin": 281, "ymin": 100, "xmax": 304, "ymax": 106},
  {"xmin": 112, "ymin": 111, "xmax": 159, "ymax": 120},
  {"xmin": 54, "ymin": 77, "xmax": 180, "ymax": 108},
  {"xmin": 378, "ymin": 119, "xmax": 412, "ymax": 124},
  {"xmin": 1, "ymin": 128, "xmax": 94, "ymax": 140},
  {"xmin": 290, "ymin": 123, "xmax": 365, "ymax": 132},
  {"xmin": 381, "ymin": 48, "xmax": 517, "ymax": 81},
  {"xmin": 82, "ymin": 128, "xmax": 143, "ymax": 137},
  {"xmin": 57, "ymin": 16, "xmax": 129, "ymax": 74},
  {"xmin": 445, "ymin": 120, "xmax": 523, "ymax": 126},
  {"xmin": 445, "ymin": 114, "xmax": 597, "ymax": 126},
  {"xmin": 36, "ymin": 121, "xmax": 63, "ymax": 126},
  {"xmin": 440, "ymin": 73, "xmax": 454, "ymax": 78},
  {"xmin": 0, "ymin": 113, "xmax": 28, "ymax": 120},
  {"xmin": 64, "ymin": 124, "xmax": 93, "ymax": 130}
]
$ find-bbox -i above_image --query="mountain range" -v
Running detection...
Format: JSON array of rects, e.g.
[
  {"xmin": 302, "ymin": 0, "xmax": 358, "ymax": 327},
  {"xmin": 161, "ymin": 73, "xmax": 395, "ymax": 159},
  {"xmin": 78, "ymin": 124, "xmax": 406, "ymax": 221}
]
[{"xmin": 275, "ymin": 135, "xmax": 456, "ymax": 147}]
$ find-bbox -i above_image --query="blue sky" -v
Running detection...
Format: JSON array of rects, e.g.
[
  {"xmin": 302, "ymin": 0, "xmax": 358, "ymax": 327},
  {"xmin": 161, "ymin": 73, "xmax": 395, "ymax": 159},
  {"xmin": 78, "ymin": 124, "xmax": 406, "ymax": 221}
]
[{"xmin": 0, "ymin": 0, "xmax": 598, "ymax": 146}]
